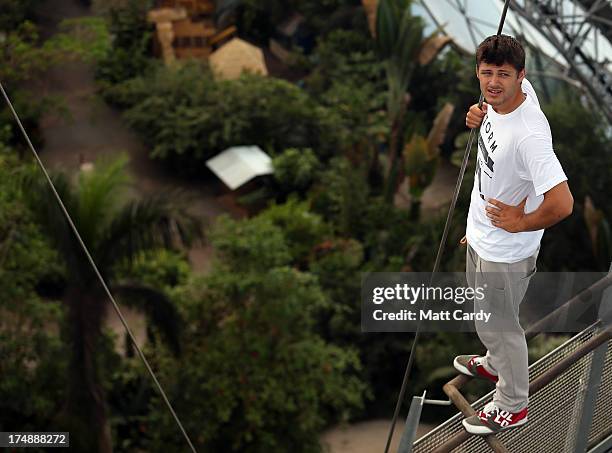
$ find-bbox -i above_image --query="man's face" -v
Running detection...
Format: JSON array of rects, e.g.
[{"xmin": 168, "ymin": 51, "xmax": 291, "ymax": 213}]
[{"xmin": 476, "ymin": 62, "xmax": 525, "ymax": 108}]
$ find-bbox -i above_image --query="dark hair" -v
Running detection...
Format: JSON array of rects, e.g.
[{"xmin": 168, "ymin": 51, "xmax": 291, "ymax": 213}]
[{"xmin": 476, "ymin": 35, "xmax": 525, "ymax": 72}]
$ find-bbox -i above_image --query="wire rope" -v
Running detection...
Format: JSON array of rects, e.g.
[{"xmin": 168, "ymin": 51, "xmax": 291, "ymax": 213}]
[
  {"xmin": 0, "ymin": 81, "xmax": 198, "ymax": 453},
  {"xmin": 383, "ymin": 1, "xmax": 512, "ymax": 451}
]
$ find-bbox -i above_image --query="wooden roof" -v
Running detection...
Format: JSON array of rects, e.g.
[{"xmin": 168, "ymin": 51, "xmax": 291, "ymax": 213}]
[
  {"xmin": 157, "ymin": 0, "xmax": 214, "ymax": 16},
  {"xmin": 147, "ymin": 7, "xmax": 187, "ymax": 23},
  {"xmin": 209, "ymin": 37, "xmax": 268, "ymax": 80},
  {"xmin": 172, "ymin": 18, "xmax": 216, "ymax": 37}
]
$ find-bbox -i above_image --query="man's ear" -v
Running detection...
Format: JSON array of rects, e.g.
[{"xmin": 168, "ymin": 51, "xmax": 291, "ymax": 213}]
[
  {"xmin": 475, "ymin": 65, "xmax": 480, "ymax": 79},
  {"xmin": 518, "ymin": 68, "xmax": 526, "ymax": 83}
]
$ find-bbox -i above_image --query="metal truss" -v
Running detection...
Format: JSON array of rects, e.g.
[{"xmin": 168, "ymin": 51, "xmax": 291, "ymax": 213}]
[
  {"xmin": 417, "ymin": 0, "xmax": 612, "ymax": 125},
  {"xmin": 510, "ymin": 0, "xmax": 612, "ymax": 124}
]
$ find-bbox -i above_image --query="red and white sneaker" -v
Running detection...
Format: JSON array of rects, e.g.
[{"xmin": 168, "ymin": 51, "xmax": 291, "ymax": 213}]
[
  {"xmin": 453, "ymin": 355, "xmax": 499, "ymax": 383},
  {"xmin": 463, "ymin": 402, "xmax": 528, "ymax": 435}
]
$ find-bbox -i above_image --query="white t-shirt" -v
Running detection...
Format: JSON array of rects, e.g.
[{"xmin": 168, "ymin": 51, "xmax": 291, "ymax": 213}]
[{"xmin": 466, "ymin": 79, "xmax": 567, "ymax": 263}]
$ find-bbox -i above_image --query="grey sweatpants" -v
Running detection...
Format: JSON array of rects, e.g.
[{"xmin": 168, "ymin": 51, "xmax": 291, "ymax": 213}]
[{"xmin": 466, "ymin": 243, "xmax": 538, "ymax": 412}]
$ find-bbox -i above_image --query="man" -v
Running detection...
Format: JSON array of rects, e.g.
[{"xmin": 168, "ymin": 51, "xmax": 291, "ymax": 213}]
[{"xmin": 453, "ymin": 35, "xmax": 574, "ymax": 435}]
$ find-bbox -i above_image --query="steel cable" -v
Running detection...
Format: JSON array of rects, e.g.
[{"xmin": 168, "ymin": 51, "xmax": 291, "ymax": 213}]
[
  {"xmin": 383, "ymin": 1, "xmax": 512, "ymax": 451},
  {"xmin": 0, "ymin": 81, "xmax": 198, "ymax": 453}
]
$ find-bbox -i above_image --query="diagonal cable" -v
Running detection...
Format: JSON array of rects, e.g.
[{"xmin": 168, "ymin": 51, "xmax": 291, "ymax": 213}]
[
  {"xmin": 0, "ymin": 80, "xmax": 198, "ymax": 453},
  {"xmin": 383, "ymin": 0, "xmax": 512, "ymax": 451}
]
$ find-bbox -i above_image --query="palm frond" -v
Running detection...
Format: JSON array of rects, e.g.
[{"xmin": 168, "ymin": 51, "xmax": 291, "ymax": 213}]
[
  {"xmin": 76, "ymin": 154, "xmax": 131, "ymax": 248},
  {"xmin": 22, "ymin": 158, "xmax": 202, "ymax": 287},
  {"xmin": 97, "ymin": 190, "xmax": 204, "ymax": 272},
  {"xmin": 111, "ymin": 281, "xmax": 183, "ymax": 355},
  {"xmin": 20, "ymin": 167, "xmax": 93, "ymax": 283}
]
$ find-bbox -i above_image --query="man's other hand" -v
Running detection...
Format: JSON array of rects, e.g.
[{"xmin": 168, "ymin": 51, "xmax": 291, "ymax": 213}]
[
  {"xmin": 485, "ymin": 197, "xmax": 527, "ymax": 233},
  {"xmin": 466, "ymin": 102, "xmax": 488, "ymax": 129}
]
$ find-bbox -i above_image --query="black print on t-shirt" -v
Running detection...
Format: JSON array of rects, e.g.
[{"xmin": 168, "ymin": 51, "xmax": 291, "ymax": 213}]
[{"xmin": 475, "ymin": 116, "xmax": 496, "ymax": 199}]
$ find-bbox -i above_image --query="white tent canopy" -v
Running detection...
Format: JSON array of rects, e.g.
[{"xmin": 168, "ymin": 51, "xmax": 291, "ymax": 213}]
[{"xmin": 206, "ymin": 145, "xmax": 273, "ymax": 190}]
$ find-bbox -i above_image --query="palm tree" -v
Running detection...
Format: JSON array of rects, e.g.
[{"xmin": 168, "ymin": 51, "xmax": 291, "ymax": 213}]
[
  {"xmin": 374, "ymin": 0, "xmax": 424, "ymax": 201},
  {"xmin": 23, "ymin": 155, "xmax": 202, "ymax": 453},
  {"xmin": 372, "ymin": 0, "xmax": 452, "ymax": 202}
]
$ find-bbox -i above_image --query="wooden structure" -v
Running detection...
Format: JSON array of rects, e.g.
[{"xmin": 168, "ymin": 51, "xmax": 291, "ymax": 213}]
[
  {"xmin": 156, "ymin": 0, "xmax": 214, "ymax": 16},
  {"xmin": 209, "ymin": 38, "xmax": 268, "ymax": 80},
  {"xmin": 171, "ymin": 18, "xmax": 217, "ymax": 60},
  {"xmin": 148, "ymin": 1, "xmax": 237, "ymax": 65}
]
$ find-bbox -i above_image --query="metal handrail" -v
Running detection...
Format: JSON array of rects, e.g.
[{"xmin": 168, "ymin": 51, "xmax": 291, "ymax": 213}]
[
  {"xmin": 525, "ymin": 273, "xmax": 612, "ymax": 341},
  {"xmin": 434, "ymin": 324, "xmax": 612, "ymax": 452},
  {"xmin": 418, "ymin": 270, "xmax": 612, "ymax": 452},
  {"xmin": 409, "ymin": 270, "xmax": 612, "ymax": 452},
  {"xmin": 412, "ymin": 267, "xmax": 612, "ymax": 453}
]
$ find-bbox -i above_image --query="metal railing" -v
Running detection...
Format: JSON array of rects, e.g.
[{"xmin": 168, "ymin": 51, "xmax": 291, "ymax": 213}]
[{"xmin": 406, "ymin": 270, "xmax": 612, "ymax": 453}]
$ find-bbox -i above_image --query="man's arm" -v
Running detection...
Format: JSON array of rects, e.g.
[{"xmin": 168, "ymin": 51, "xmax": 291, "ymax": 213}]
[
  {"xmin": 518, "ymin": 181, "xmax": 573, "ymax": 231},
  {"xmin": 486, "ymin": 181, "xmax": 573, "ymax": 233}
]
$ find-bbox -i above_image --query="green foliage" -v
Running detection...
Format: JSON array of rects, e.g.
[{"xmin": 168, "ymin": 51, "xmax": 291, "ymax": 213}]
[
  {"xmin": 308, "ymin": 237, "xmax": 364, "ymax": 341},
  {"xmin": 25, "ymin": 154, "xmax": 202, "ymax": 282},
  {"xmin": 543, "ymin": 97, "xmax": 611, "ymax": 219},
  {"xmin": 306, "ymin": 28, "xmax": 382, "ymax": 94},
  {"xmin": 538, "ymin": 96, "xmax": 612, "ymax": 271},
  {"xmin": 0, "ymin": 21, "xmax": 48, "ymax": 85},
  {"xmin": 0, "ymin": 19, "xmax": 110, "ymax": 88},
  {"xmin": 314, "ymin": 73, "xmax": 388, "ymax": 156},
  {"xmin": 222, "ymin": 0, "xmax": 290, "ymax": 44},
  {"xmin": 106, "ymin": 65, "xmax": 342, "ymax": 174},
  {"xmin": 527, "ymin": 334, "xmax": 570, "ymax": 363},
  {"xmin": 376, "ymin": 0, "xmax": 402, "ymax": 58},
  {"xmin": 0, "ymin": 150, "xmax": 68, "ymax": 433},
  {"xmin": 373, "ymin": 0, "xmax": 432, "ymax": 202},
  {"xmin": 0, "ymin": 18, "xmax": 110, "ymax": 148},
  {"xmin": 210, "ymin": 214, "xmax": 293, "ymax": 272},
  {"xmin": 376, "ymin": 0, "xmax": 424, "ymax": 118},
  {"xmin": 403, "ymin": 133, "xmax": 437, "ymax": 199},
  {"xmin": 115, "ymin": 249, "xmax": 191, "ymax": 291},
  {"xmin": 410, "ymin": 50, "xmax": 480, "ymax": 155},
  {"xmin": 297, "ymin": 0, "xmax": 363, "ymax": 33},
  {"xmin": 77, "ymin": 155, "xmax": 132, "ymax": 247},
  {"xmin": 307, "ymin": 156, "xmax": 447, "ymax": 271},
  {"xmin": 0, "ymin": 0, "xmax": 40, "ymax": 30},
  {"xmin": 257, "ymin": 197, "xmax": 330, "ymax": 264},
  {"xmin": 272, "ymin": 148, "xmax": 321, "ymax": 194},
  {"xmin": 310, "ymin": 157, "xmax": 371, "ymax": 238},
  {"xmin": 105, "ymin": 356, "xmax": 155, "ymax": 452},
  {"xmin": 270, "ymin": 27, "xmax": 386, "ymax": 209},
  {"xmin": 105, "ymin": 59, "xmax": 211, "ymax": 109},
  {"xmin": 22, "ymin": 155, "xmax": 202, "ymax": 449},
  {"xmin": 221, "ymin": 0, "xmax": 359, "ymax": 44},
  {"xmin": 142, "ymin": 214, "xmax": 366, "ymax": 452},
  {"xmin": 95, "ymin": 0, "xmax": 154, "ymax": 88},
  {"xmin": 302, "ymin": 157, "xmax": 468, "ymax": 414},
  {"xmin": 54, "ymin": 17, "xmax": 113, "ymax": 63}
]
